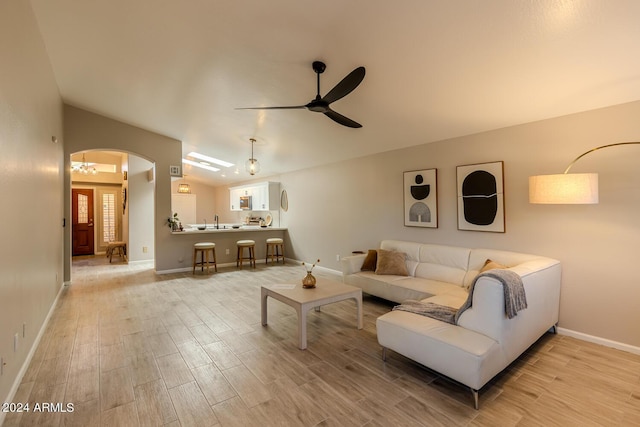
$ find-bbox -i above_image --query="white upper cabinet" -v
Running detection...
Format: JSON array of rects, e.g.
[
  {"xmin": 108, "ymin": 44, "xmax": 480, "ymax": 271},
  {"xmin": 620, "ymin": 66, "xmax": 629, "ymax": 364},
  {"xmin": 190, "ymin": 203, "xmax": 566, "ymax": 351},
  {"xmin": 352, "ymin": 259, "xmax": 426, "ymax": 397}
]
[{"xmin": 229, "ymin": 181, "xmax": 280, "ymax": 211}]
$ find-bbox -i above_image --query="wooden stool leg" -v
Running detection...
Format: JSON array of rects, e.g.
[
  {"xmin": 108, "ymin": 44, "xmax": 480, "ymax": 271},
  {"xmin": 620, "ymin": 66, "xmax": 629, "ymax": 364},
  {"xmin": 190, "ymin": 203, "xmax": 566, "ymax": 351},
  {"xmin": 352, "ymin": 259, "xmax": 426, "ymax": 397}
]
[
  {"xmin": 251, "ymin": 246, "xmax": 256, "ymax": 268},
  {"xmin": 212, "ymin": 248, "xmax": 217, "ymax": 272},
  {"xmin": 193, "ymin": 248, "xmax": 197, "ymax": 274}
]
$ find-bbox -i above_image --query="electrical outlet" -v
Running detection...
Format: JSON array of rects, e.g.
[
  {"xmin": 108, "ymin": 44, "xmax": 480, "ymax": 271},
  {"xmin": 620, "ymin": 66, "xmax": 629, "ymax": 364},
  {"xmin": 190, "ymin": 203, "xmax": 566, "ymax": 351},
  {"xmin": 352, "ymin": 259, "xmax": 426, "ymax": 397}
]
[
  {"xmin": 14, "ymin": 333, "xmax": 19, "ymax": 352},
  {"xmin": 336, "ymin": 254, "xmax": 340, "ymax": 261},
  {"xmin": 142, "ymin": 246, "xmax": 148, "ymax": 253},
  {"xmin": 225, "ymin": 249, "xmax": 230, "ymax": 255}
]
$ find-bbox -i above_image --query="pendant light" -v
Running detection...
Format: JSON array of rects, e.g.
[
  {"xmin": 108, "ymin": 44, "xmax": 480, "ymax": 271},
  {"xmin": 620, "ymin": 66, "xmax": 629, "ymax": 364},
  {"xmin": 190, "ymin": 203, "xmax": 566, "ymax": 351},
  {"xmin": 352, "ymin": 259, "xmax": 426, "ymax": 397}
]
[
  {"xmin": 245, "ymin": 138, "xmax": 261, "ymax": 175},
  {"xmin": 177, "ymin": 174, "xmax": 191, "ymax": 194},
  {"xmin": 72, "ymin": 153, "xmax": 97, "ymax": 175}
]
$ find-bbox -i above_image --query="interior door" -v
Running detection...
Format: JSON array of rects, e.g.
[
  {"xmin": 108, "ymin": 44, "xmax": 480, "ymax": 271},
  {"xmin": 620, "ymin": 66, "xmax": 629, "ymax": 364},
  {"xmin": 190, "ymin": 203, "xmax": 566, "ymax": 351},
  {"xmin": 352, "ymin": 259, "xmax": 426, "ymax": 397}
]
[{"xmin": 72, "ymin": 188, "xmax": 95, "ymax": 256}]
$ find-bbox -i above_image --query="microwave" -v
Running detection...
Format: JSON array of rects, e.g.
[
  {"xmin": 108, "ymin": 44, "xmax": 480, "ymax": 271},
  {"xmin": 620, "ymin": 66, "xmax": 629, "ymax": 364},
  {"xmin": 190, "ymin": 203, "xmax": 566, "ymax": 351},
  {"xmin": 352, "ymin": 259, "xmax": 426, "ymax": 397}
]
[{"xmin": 239, "ymin": 195, "xmax": 252, "ymax": 210}]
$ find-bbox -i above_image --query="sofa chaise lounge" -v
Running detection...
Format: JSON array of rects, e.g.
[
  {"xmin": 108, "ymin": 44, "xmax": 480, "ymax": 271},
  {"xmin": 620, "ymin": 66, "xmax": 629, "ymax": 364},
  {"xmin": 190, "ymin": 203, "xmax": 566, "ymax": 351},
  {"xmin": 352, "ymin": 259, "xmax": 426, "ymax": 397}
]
[{"xmin": 341, "ymin": 240, "xmax": 561, "ymax": 408}]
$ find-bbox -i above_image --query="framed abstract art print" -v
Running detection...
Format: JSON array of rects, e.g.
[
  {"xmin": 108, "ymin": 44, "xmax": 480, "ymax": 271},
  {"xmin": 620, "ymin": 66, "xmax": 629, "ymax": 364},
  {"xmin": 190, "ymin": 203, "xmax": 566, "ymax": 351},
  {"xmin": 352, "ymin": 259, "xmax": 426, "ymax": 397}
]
[
  {"xmin": 456, "ymin": 161, "xmax": 505, "ymax": 232},
  {"xmin": 404, "ymin": 168, "xmax": 438, "ymax": 228}
]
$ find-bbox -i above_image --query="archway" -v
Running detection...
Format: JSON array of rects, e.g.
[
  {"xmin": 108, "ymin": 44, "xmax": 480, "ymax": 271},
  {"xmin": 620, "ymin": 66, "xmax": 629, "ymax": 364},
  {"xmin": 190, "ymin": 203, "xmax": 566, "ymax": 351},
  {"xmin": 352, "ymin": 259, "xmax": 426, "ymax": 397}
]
[{"xmin": 69, "ymin": 150, "xmax": 156, "ymax": 272}]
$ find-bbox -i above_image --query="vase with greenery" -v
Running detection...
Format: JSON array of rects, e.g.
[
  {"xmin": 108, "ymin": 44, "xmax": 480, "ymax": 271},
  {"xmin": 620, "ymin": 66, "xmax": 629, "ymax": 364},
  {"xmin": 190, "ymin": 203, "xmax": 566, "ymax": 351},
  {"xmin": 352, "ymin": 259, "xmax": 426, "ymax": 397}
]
[
  {"xmin": 301, "ymin": 259, "xmax": 320, "ymax": 288},
  {"xmin": 168, "ymin": 213, "xmax": 180, "ymax": 231}
]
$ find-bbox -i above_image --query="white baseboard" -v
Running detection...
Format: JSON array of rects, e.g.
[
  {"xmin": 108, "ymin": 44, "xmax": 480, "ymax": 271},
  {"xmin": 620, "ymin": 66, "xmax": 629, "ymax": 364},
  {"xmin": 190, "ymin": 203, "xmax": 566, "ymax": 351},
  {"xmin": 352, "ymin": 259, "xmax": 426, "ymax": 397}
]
[
  {"xmin": 0, "ymin": 281, "xmax": 66, "ymax": 425},
  {"xmin": 557, "ymin": 327, "xmax": 640, "ymax": 355}
]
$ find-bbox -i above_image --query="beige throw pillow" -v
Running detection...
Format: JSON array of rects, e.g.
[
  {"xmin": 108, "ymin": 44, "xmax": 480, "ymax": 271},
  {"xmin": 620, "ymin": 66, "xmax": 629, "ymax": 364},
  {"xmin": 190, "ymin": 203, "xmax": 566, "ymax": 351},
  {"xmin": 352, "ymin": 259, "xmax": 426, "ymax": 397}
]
[
  {"xmin": 375, "ymin": 249, "xmax": 409, "ymax": 276},
  {"xmin": 480, "ymin": 259, "xmax": 507, "ymax": 273}
]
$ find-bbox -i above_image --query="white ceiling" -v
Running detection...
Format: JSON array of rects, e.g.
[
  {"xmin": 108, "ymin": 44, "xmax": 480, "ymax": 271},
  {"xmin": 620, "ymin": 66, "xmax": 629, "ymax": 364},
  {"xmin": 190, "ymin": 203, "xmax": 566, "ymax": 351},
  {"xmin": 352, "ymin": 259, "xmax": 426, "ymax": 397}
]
[{"xmin": 30, "ymin": 0, "xmax": 640, "ymax": 185}]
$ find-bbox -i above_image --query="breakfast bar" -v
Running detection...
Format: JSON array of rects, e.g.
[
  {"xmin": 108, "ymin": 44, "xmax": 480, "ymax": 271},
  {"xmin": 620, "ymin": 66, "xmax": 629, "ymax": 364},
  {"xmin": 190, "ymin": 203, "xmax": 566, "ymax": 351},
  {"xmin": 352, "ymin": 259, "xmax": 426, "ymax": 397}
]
[{"xmin": 166, "ymin": 225, "xmax": 287, "ymax": 272}]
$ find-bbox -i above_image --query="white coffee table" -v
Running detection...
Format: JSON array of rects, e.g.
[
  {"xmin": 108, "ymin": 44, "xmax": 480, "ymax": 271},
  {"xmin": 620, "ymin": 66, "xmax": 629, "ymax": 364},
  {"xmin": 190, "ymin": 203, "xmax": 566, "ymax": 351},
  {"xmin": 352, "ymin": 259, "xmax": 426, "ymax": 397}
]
[{"xmin": 261, "ymin": 278, "xmax": 363, "ymax": 350}]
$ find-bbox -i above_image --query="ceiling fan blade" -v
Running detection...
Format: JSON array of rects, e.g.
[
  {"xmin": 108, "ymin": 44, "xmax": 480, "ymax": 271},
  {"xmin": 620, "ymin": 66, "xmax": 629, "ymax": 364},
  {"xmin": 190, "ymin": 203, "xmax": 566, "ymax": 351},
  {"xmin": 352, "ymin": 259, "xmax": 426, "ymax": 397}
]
[
  {"xmin": 322, "ymin": 66, "xmax": 365, "ymax": 105},
  {"xmin": 235, "ymin": 105, "xmax": 306, "ymax": 110},
  {"xmin": 324, "ymin": 108, "xmax": 362, "ymax": 128}
]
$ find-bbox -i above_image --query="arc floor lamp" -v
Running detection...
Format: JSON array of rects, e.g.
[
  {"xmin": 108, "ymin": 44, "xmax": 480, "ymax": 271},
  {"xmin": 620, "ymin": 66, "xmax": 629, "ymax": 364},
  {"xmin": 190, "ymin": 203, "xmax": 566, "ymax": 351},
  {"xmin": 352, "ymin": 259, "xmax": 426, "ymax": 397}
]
[{"xmin": 529, "ymin": 142, "xmax": 640, "ymax": 204}]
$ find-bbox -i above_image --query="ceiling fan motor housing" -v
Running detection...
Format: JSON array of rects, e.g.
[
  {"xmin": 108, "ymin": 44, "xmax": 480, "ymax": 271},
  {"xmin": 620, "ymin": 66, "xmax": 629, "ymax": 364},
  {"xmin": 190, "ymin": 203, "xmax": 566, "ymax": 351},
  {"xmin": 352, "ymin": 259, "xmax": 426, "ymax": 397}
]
[{"xmin": 312, "ymin": 61, "xmax": 326, "ymax": 74}]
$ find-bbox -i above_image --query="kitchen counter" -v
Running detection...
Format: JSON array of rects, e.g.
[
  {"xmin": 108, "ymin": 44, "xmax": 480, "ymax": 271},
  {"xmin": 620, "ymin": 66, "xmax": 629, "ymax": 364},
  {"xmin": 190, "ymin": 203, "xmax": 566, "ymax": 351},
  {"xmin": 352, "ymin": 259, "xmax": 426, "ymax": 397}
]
[
  {"xmin": 162, "ymin": 226, "xmax": 287, "ymax": 273},
  {"xmin": 172, "ymin": 225, "xmax": 287, "ymax": 234}
]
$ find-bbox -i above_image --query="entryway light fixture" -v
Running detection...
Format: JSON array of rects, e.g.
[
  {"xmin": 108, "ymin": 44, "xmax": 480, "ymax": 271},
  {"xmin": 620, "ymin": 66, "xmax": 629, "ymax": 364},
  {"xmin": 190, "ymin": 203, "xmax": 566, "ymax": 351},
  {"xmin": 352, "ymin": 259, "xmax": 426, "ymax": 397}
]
[
  {"xmin": 72, "ymin": 153, "xmax": 98, "ymax": 175},
  {"xmin": 529, "ymin": 142, "xmax": 640, "ymax": 204},
  {"xmin": 245, "ymin": 138, "xmax": 261, "ymax": 175}
]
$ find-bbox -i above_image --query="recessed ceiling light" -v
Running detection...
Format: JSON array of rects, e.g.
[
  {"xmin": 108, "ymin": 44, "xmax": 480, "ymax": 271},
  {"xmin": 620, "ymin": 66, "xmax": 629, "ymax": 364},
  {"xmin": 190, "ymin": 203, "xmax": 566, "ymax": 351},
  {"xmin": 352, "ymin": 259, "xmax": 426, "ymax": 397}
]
[
  {"xmin": 182, "ymin": 158, "xmax": 220, "ymax": 172},
  {"xmin": 187, "ymin": 152, "xmax": 234, "ymax": 168},
  {"xmin": 199, "ymin": 161, "xmax": 211, "ymax": 166}
]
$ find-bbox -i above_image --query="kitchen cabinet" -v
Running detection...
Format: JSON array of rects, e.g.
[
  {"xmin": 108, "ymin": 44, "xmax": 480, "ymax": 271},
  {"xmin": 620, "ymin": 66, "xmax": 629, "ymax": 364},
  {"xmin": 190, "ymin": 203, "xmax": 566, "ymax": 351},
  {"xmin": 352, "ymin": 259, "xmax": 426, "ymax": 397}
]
[
  {"xmin": 229, "ymin": 187, "xmax": 250, "ymax": 211},
  {"xmin": 229, "ymin": 181, "xmax": 280, "ymax": 211}
]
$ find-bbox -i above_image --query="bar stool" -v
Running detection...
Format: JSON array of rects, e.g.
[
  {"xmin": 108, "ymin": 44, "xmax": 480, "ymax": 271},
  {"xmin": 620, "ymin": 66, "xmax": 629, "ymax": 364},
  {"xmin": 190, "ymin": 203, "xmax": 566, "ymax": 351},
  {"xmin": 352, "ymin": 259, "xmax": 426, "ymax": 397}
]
[
  {"xmin": 236, "ymin": 240, "xmax": 256, "ymax": 269},
  {"xmin": 106, "ymin": 241, "xmax": 127, "ymax": 263},
  {"xmin": 265, "ymin": 238, "xmax": 285, "ymax": 264},
  {"xmin": 193, "ymin": 242, "xmax": 217, "ymax": 274}
]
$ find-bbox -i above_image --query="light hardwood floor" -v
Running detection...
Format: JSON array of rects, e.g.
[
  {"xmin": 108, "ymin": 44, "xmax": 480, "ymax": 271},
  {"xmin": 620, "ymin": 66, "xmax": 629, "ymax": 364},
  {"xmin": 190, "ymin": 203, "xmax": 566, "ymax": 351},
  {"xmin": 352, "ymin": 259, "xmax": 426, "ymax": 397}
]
[{"xmin": 3, "ymin": 257, "xmax": 639, "ymax": 426}]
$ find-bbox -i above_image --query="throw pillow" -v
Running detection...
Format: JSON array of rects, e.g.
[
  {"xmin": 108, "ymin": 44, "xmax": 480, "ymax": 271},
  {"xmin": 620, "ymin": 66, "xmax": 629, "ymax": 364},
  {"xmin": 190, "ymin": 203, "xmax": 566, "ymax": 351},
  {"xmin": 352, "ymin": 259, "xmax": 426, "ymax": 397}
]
[
  {"xmin": 360, "ymin": 249, "xmax": 378, "ymax": 271},
  {"xmin": 480, "ymin": 258, "xmax": 507, "ymax": 273},
  {"xmin": 375, "ymin": 249, "xmax": 409, "ymax": 276}
]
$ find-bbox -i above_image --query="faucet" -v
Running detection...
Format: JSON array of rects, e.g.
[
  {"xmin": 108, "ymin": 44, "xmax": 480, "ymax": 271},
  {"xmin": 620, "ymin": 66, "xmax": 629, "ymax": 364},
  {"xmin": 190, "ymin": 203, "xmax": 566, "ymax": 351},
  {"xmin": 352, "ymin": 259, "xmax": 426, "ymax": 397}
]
[{"xmin": 215, "ymin": 214, "xmax": 219, "ymax": 229}]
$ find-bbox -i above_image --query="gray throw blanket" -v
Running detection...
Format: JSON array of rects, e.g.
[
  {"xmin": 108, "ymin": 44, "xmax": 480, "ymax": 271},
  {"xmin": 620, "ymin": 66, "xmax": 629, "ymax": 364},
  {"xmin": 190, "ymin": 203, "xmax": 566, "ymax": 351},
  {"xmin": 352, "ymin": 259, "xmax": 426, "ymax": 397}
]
[
  {"xmin": 392, "ymin": 300, "xmax": 457, "ymax": 324},
  {"xmin": 392, "ymin": 269, "xmax": 527, "ymax": 325},
  {"xmin": 454, "ymin": 269, "xmax": 527, "ymax": 323}
]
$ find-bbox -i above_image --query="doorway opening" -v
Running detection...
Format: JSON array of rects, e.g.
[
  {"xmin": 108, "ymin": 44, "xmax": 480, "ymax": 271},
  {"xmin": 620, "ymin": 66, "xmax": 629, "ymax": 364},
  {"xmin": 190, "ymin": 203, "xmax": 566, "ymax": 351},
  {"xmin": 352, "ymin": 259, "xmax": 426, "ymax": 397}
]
[{"xmin": 70, "ymin": 150, "xmax": 155, "ymax": 270}]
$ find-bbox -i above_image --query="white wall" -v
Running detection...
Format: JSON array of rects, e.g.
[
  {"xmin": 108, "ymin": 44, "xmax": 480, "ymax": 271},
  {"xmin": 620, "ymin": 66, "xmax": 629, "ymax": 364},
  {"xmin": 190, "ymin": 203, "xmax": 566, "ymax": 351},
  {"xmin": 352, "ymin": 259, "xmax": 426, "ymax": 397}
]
[
  {"xmin": 0, "ymin": 0, "xmax": 64, "ymax": 407},
  {"xmin": 128, "ymin": 155, "xmax": 155, "ymax": 261},
  {"xmin": 231, "ymin": 101, "xmax": 640, "ymax": 350}
]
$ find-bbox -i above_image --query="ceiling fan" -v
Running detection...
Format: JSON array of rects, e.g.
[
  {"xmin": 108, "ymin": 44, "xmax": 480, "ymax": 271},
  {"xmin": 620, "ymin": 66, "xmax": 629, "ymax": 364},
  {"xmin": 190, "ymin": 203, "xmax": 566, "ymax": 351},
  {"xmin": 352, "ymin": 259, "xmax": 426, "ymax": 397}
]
[{"xmin": 237, "ymin": 61, "xmax": 366, "ymax": 128}]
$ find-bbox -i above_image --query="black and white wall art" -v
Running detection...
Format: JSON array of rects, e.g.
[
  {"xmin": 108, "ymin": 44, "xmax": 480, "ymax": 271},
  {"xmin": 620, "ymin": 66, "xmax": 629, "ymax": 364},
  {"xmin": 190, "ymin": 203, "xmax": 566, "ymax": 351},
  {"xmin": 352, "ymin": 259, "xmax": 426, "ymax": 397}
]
[
  {"xmin": 404, "ymin": 168, "xmax": 438, "ymax": 228},
  {"xmin": 456, "ymin": 161, "xmax": 505, "ymax": 232}
]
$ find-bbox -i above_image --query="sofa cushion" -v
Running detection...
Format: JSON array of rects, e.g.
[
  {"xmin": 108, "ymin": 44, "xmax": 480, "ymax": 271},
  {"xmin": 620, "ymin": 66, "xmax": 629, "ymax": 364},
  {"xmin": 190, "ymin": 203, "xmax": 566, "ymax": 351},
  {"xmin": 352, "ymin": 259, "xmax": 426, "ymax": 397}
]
[
  {"xmin": 380, "ymin": 240, "xmax": 422, "ymax": 276},
  {"xmin": 375, "ymin": 249, "xmax": 409, "ymax": 276},
  {"xmin": 395, "ymin": 277, "xmax": 466, "ymax": 300},
  {"xmin": 423, "ymin": 292, "xmax": 468, "ymax": 309},
  {"xmin": 360, "ymin": 249, "xmax": 378, "ymax": 271},
  {"xmin": 413, "ymin": 244, "xmax": 471, "ymax": 286},
  {"xmin": 344, "ymin": 272, "xmax": 420, "ymax": 303}
]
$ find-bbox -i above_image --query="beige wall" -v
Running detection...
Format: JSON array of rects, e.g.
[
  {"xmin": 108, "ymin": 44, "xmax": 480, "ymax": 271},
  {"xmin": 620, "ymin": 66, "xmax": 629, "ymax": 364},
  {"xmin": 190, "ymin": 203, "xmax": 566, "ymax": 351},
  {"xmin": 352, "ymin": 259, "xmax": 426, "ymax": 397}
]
[
  {"xmin": 0, "ymin": 0, "xmax": 64, "ymax": 407},
  {"xmin": 128, "ymin": 155, "xmax": 155, "ymax": 261},
  {"xmin": 233, "ymin": 101, "xmax": 640, "ymax": 350},
  {"xmin": 170, "ymin": 180, "xmax": 217, "ymax": 224},
  {"xmin": 63, "ymin": 105, "xmax": 183, "ymax": 279}
]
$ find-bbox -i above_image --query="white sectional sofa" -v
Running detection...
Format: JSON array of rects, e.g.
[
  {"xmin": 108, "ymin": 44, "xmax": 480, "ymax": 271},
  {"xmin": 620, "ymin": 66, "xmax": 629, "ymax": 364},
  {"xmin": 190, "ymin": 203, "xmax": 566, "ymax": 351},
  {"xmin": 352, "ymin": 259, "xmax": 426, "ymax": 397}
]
[{"xmin": 341, "ymin": 240, "xmax": 561, "ymax": 408}]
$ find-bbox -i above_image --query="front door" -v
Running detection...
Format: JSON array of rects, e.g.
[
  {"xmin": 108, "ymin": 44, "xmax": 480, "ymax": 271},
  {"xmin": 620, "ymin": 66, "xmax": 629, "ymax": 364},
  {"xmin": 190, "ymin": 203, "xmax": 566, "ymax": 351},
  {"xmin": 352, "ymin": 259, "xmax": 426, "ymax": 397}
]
[{"xmin": 72, "ymin": 188, "xmax": 95, "ymax": 256}]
